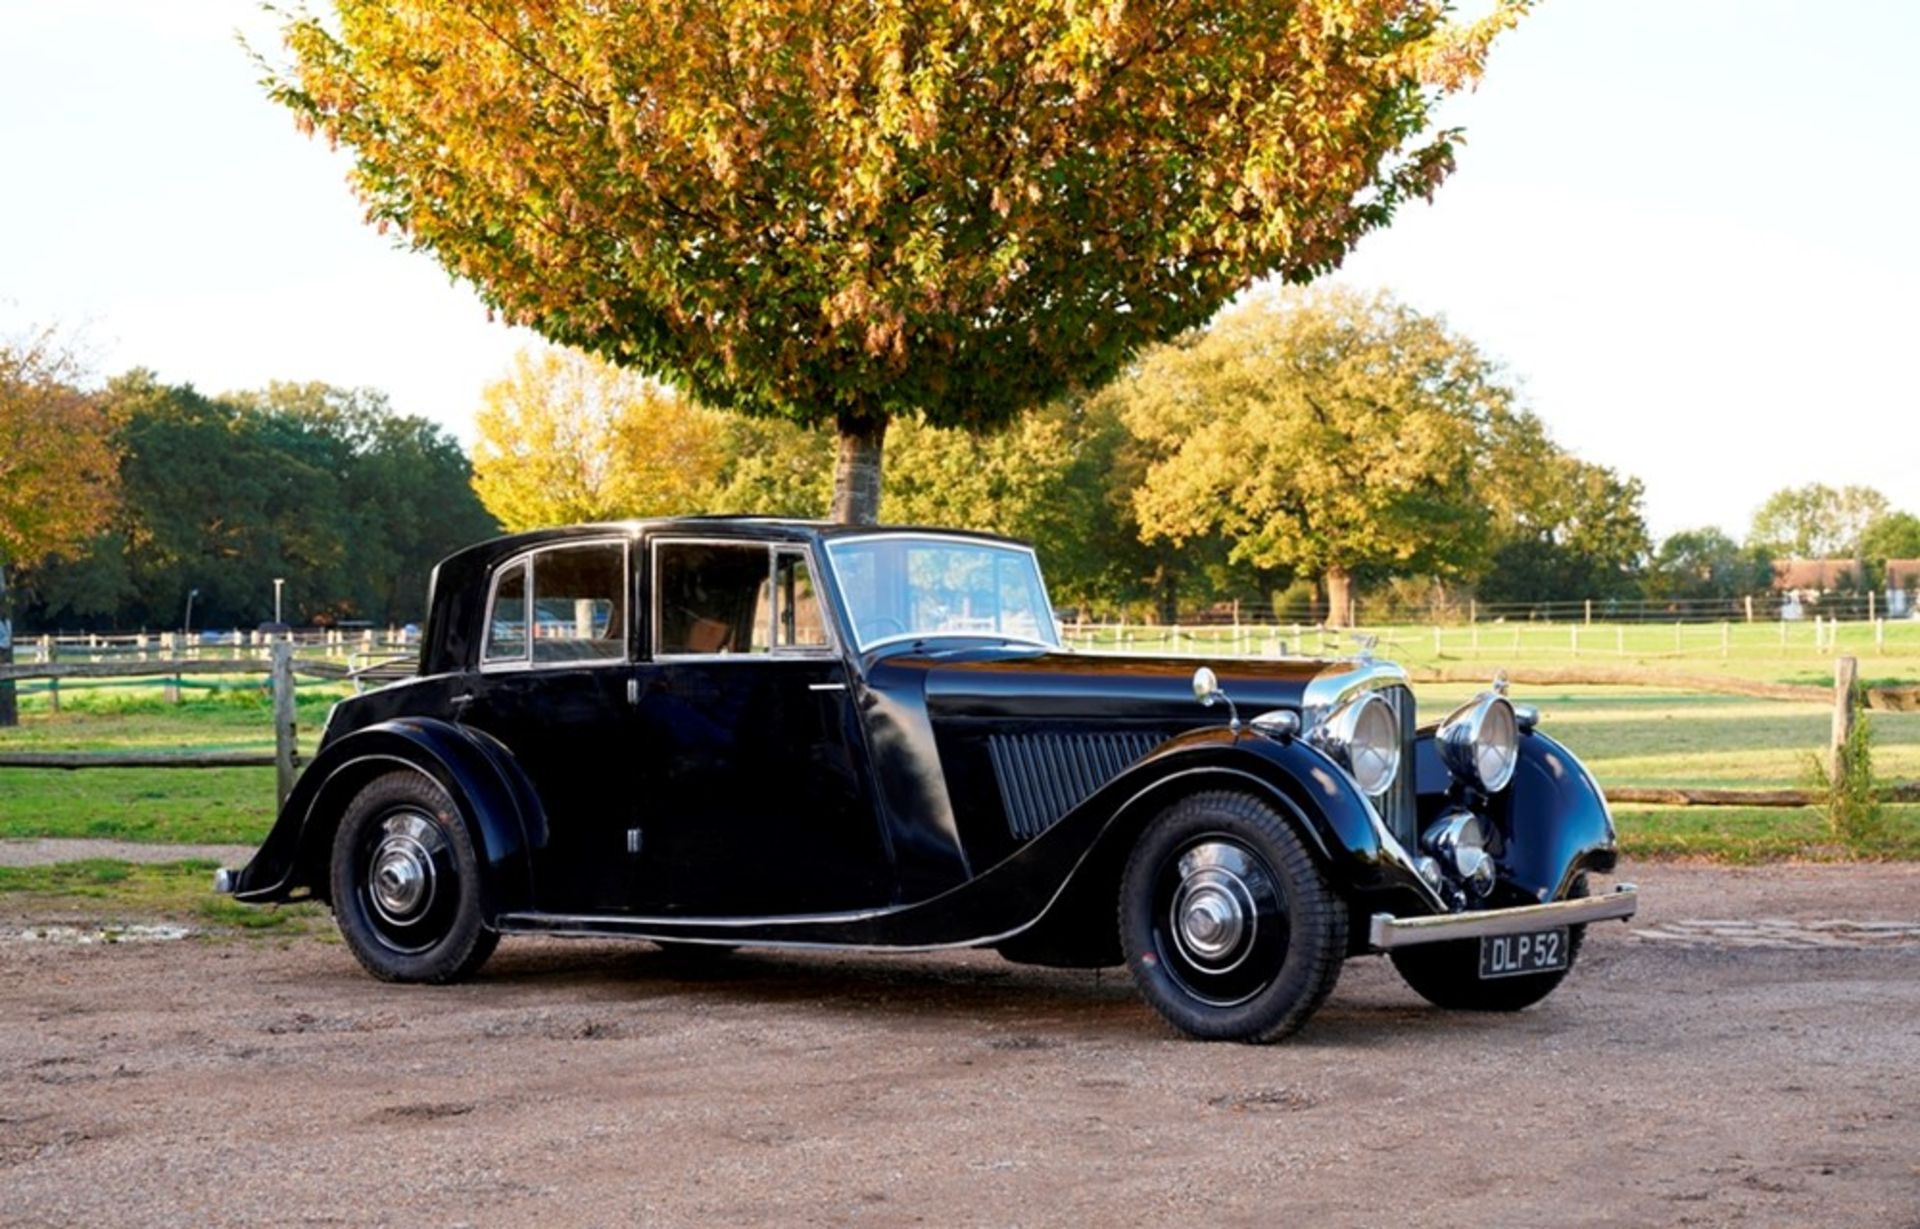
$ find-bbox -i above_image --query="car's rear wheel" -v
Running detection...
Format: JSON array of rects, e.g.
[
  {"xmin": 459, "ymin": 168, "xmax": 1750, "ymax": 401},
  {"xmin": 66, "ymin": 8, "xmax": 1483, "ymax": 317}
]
[
  {"xmin": 330, "ymin": 771, "xmax": 497, "ymax": 983},
  {"xmin": 1119, "ymin": 791, "xmax": 1346, "ymax": 1043},
  {"xmin": 1390, "ymin": 875, "xmax": 1589, "ymax": 1012}
]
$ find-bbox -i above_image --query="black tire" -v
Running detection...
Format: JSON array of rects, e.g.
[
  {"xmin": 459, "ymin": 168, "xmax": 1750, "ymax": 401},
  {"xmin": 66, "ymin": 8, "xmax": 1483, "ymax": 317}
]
[
  {"xmin": 1119, "ymin": 791, "xmax": 1346, "ymax": 1043},
  {"xmin": 1390, "ymin": 875, "xmax": 1589, "ymax": 1012},
  {"xmin": 329, "ymin": 771, "xmax": 498, "ymax": 984}
]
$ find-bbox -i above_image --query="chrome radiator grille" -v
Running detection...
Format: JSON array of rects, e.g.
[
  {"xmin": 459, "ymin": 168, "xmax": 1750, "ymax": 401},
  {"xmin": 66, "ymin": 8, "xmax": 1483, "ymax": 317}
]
[
  {"xmin": 1375, "ymin": 684, "xmax": 1419, "ymax": 851},
  {"xmin": 989, "ymin": 731, "xmax": 1162, "ymax": 839}
]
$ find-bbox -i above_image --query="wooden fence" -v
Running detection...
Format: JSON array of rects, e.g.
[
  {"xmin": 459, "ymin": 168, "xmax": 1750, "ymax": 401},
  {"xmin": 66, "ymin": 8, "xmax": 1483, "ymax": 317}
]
[
  {"xmin": 0, "ymin": 649, "xmax": 1909, "ymax": 814},
  {"xmin": 0, "ymin": 642, "xmax": 323, "ymax": 806}
]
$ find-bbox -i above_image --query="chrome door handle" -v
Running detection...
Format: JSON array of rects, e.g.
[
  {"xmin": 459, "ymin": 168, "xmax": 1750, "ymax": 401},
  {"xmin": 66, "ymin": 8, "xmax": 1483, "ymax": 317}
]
[{"xmin": 807, "ymin": 682, "xmax": 847, "ymax": 692}]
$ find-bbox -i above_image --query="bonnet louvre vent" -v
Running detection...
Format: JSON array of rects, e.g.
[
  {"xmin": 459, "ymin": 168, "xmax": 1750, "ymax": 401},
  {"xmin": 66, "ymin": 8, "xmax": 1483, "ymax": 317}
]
[{"xmin": 988, "ymin": 732, "xmax": 1161, "ymax": 840}]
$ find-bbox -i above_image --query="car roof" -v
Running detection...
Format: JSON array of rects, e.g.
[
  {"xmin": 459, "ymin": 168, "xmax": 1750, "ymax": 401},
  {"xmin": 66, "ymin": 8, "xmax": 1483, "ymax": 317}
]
[
  {"xmin": 418, "ymin": 517, "xmax": 1037, "ymax": 678},
  {"xmin": 437, "ymin": 517, "xmax": 1030, "ymax": 574}
]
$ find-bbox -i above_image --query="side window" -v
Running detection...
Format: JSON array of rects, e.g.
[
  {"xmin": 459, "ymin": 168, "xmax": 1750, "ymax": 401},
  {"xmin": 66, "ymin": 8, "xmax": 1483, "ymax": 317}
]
[
  {"xmin": 656, "ymin": 542, "xmax": 772, "ymax": 656},
  {"xmin": 531, "ymin": 545, "xmax": 628, "ymax": 664},
  {"xmin": 773, "ymin": 551, "xmax": 830, "ymax": 650},
  {"xmin": 482, "ymin": 562, "xmax": 529, "ymax": 664}
]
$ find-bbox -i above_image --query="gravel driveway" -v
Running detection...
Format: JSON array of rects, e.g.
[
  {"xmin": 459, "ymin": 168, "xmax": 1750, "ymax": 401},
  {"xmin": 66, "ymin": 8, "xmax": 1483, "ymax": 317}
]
[{"xmin": 3, "ymin": 861, "xmax": 1917, "ymax": 1227}]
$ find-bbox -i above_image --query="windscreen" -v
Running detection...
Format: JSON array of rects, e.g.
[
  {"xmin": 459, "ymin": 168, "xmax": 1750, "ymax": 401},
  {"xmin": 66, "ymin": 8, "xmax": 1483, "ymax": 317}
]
[{"xmin": 824, "ymin": 536, "xmax": 1058, "ymax": 650}]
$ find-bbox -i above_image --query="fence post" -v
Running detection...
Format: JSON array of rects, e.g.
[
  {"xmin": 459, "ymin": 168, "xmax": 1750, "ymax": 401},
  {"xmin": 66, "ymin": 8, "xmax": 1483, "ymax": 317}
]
[
  {"xmin": 47, "ymin": 642, "xmax": 60, "ymax": 714},
  {"xmin": 1830, "ymin": 655, "xmax": 1858, "ymax": 786},
  {"xmin": 161, "ymin": 633, "xmax": 180, "ymax": 704},
  {"xmin": 272, "ymin": 640, "xmax": 298, "ymax": 808},
  {"xmin": 1744, "ymin": 595, "xmax": 1754, "ymax": 624},
  {"xmin": 1876, "ymin": 618, "xmax": 1885, "ymax": 654},
  {"xmin": 1584, "ymin": 598, "xmax": 1592, "ymax": 625},
  {"xmin": 0, "ymin": 564, "xmax": 13, "ymax": 728}
]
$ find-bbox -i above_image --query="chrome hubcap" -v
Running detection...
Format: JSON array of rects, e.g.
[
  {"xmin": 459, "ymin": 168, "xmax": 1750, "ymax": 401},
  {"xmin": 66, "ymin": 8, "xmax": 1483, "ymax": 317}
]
[
  {"xmin": 366, "ymin": 813, "xmax": 440, "ymax": 926},
  {"xmin": 1168, "ymin": 845, "xmax": 1258, "ymax": 973}
]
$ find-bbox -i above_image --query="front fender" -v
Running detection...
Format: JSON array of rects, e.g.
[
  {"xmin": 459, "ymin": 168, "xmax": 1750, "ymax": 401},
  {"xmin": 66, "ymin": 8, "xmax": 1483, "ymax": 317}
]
[
  {"xmin": 1097, "ymin": 728, "xmax": 1439, "ymax": 900},
  {"xmin": 994, "ymin": 728, "xmax": 1444, "ymax": 964},
  {"xmin": 230, "ymin": 718, "xmax": 543, "ymax": 917},
  {"xmin": 1412, "ymin": 726, "xmax": 1620, "ymax": 906}
]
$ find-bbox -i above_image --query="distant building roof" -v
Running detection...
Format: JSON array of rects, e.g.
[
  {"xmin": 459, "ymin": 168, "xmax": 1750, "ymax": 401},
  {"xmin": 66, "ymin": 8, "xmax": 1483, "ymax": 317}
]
[{"xmin": 1771, "ymin": 558, "xmax": 1862, "ymax": 591}]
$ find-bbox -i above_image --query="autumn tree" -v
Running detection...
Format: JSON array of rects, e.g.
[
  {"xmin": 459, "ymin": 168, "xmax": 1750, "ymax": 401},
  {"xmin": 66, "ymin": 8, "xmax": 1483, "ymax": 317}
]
[
  {"xmin": 266, "ymin": 0, "xmax": 1530, "ymax": 523},
  {"xmin": 0, "ymin": 328, "xmax": 118, "ymax": 724},
  {"xmin": 471, "ymin": 347, "xmax": 727, "ymax": 530},
  {"xmin": 1117, "ymin": 286, "xmax": 1516, "ymax": 625}
]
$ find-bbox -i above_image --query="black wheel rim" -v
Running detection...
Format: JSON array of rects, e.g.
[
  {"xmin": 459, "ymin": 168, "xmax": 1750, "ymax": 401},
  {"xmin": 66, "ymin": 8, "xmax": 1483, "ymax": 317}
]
[
  {"xmin": 354, "ymin": 808, "xmax": 458, "ymax": 955},
  {"xmin": 1148, "ymin": 835, "xmax": 1290, "ymax": 1008}
]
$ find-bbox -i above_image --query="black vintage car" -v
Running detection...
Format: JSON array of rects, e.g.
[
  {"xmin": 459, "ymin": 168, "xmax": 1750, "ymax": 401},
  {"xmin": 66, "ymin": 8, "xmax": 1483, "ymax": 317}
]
[{"xmin": 220, "ymin": 519, "xmax": 1637, "ymax": 1042}]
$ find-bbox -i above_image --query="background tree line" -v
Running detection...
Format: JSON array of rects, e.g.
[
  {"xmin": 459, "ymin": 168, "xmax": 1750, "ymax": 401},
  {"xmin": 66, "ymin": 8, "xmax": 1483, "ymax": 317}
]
[
  {"xmin": 471, "ymin": 285, "xmax": 1657, "ymax": 624},
  {"xmin": 2, "ymin": 340, "xmax": 497, "ymax": 631},
  {"xmin": 7, "ymin": 288, "xmax": 1914, "ymax": 636}
]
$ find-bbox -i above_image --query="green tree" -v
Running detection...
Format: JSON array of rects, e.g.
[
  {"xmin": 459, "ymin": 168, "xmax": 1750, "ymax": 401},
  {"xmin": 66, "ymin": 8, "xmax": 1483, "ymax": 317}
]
[
  {"xmin": 1477, "ymin": 445, "xmax": 1650, "ymax": 605},
  {"xmin": 1749, "ymin": 483, "xmax": 1890, "ymax": 559},
  {"xmin": 0, "ymin": 328, "xmax": 118, "ymax": 724},
  {"xmin": 1118, "ymin": 286, "xmax": 1516, "ymax": 625},
  {"xmin": 233, "ymin": 382, "xmax": 499, "ymax": 621},
  {"xmin": 1643, "ymin": 528, "xmax": 1772, "ymax": 603},
  {"xmin": 1859, "ymin": 510, "xmax": 1920, "ymax": 590},
  {"xmin": 265, "ymin": 0, "xmax": 1530, "ymax": 523}
]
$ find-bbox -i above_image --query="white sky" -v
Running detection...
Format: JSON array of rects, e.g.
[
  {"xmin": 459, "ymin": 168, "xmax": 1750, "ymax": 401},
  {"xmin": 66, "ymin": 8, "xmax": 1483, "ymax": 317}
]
[{"xmin": 3, "ymin": 0, "xmax": 1916, "ymax": 541}]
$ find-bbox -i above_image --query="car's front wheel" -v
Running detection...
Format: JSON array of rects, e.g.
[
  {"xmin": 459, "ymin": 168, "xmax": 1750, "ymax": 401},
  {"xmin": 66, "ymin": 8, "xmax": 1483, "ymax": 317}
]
[
  {"xmin": 1119, "ymin": 791, "xmax": 1346, "ymax": 1043},
  {"xmin": 329, "ymin": 771, "xmax": 498, "ymax": 983}
]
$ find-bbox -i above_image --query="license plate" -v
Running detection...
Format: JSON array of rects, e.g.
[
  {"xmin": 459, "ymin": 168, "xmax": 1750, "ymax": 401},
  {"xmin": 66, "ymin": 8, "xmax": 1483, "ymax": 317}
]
[{"xmin": 1479, "ymin": 927, "xmax": 1570, "ymax": 979}]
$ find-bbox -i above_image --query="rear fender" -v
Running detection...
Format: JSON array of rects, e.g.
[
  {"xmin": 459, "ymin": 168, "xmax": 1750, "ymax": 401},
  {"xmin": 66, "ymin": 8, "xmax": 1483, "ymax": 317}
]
[{"xmin": 230, "ymin": 718, "xmax": 542, "ymax": 918}]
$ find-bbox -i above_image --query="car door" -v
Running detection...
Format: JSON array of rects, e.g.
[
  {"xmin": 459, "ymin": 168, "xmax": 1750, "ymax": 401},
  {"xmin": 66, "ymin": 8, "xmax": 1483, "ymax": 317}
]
[
  {"xmin": 457, "ymin": 538, "xmax": 643, "ymax": 913},
  {"xmin": 629, "ymin": 537, "xmax": 889, "ymax": 917}
]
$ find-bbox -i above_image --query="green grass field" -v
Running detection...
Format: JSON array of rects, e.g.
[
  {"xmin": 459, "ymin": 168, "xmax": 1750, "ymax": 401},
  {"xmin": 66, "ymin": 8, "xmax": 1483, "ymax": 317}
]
[
  {"xmin": 1069, "ymin": 616, "xmax": 1920, "ymax": 687},
  {"xmin": 1, "ymin": 657, "xmax": 1915, "ymax": 904}
]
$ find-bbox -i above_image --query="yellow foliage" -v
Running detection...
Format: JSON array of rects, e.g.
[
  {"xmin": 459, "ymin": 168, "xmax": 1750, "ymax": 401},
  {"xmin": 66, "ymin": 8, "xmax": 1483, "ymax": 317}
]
[{"xmin": 470, "ymin": 347, "xmax": 727, "ymax": 531}]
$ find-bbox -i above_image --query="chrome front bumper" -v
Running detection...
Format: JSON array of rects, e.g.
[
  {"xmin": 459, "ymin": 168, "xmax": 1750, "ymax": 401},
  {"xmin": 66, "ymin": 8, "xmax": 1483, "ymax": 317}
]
[{"xmin": 1368, "ymin": 884, "xmax": 1639, "ymax": 950}]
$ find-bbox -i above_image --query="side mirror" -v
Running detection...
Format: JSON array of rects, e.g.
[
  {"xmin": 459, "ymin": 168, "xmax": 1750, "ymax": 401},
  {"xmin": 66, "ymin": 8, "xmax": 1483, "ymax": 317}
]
[{"xmin": 1191, "ymin": 666, "xmax": 1240, "ymax": 732}]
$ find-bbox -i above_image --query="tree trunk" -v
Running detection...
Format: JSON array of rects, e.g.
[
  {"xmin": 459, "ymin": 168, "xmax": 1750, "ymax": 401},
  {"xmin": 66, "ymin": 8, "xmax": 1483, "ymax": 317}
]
[
  {"xmin": 828, "ymin": 415, "xmax": 889, "ymax": 525},
  {"xmin": 0, "ymin": 564, "xmax": 16, "ymax": 728},
  {"xmin": 1324, "ymin": 565, "xmax": 1353, "ymax": 629},
  {"xmin": 1156, "ymin": 571, "xmax": 1179, "ymax": 627}
]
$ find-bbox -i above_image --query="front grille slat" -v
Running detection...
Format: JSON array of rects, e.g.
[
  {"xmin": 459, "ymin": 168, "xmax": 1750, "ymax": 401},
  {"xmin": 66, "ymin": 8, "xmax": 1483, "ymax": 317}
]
[{"xmin": 1377, "ymin": 685, "xmax": 1419, "ymax": 852}]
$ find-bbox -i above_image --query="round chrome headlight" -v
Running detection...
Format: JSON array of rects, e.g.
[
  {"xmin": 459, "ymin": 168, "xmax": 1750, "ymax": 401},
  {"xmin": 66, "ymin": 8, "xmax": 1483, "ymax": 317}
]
[
  {"xmin": 1438, "ymin": 692, "xmax": 1520, "ymax": 793},
  {"xmin": 1314, "ymin": 692, "xmax": 1401, "ymax": 797}
]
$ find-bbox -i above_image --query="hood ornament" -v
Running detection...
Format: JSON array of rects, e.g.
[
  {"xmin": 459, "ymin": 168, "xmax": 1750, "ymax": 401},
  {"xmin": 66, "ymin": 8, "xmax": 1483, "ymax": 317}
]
[{"xmin": 1351, "ymin": 632, "xmax": 1378, "ymax": 663}]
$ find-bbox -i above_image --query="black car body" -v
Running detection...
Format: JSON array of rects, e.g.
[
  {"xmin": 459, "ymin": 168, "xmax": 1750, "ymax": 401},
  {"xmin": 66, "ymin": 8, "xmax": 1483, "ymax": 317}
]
[{"xmin": 222, "ymin": 518, "xmax": 1638, "ymax": 1041}]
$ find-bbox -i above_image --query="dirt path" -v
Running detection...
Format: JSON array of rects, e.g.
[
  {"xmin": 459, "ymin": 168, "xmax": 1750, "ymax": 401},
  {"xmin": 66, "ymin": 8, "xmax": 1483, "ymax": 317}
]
[
  {"xmin": 3, "ymin": 861, "xmax": 1917, "ymax": 1227},
  {"xmin": 0, "ymin": 839, "xmax": 257, "ymax": 869}
]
